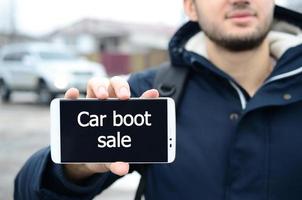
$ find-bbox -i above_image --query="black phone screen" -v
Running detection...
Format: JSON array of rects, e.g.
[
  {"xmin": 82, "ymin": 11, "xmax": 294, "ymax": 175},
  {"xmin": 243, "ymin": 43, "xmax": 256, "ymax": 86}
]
[{"xmin": 59, "ymin": 99, "xmax": 168, "ymax": 162}]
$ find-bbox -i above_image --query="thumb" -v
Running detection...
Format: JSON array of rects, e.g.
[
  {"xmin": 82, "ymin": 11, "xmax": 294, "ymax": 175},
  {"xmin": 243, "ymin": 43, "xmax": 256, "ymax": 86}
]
[{"xmin": 109, "ymin": 162, "xmax": 130, "ymax": 176}]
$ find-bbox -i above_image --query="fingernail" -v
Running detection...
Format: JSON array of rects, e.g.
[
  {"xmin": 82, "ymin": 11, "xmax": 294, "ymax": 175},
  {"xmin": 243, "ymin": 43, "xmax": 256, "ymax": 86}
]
[{"xmin": 119, "ymin": 87, "xmax": 129, "ymax": 97}]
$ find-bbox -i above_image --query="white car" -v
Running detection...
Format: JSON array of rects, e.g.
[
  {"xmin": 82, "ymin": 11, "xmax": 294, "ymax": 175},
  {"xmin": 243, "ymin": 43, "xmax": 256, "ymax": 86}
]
[{"xmin": 0, "ymin": 43, "xmax": 107, "ymax": 103}]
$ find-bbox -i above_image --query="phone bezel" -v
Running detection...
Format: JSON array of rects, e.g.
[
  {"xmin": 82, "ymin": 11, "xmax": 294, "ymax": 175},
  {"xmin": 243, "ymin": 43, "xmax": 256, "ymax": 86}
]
[
  {"xmin": 50, "ymin": 98, "xmax": 176, "ymax": 164},
  {"xmin": 50, "ymin": 98, "xmax": 61, "ymax": 163},
  {"xmin": 167, "ymin": 97, "xmax": 176, "ymax": 163}
]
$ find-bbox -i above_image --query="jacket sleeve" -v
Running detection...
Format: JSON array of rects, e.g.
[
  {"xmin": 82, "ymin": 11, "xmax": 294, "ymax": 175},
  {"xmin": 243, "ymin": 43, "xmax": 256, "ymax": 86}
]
[{"xmin": 14, "ymin": 147, "xmax": 120, "ymax": 200}]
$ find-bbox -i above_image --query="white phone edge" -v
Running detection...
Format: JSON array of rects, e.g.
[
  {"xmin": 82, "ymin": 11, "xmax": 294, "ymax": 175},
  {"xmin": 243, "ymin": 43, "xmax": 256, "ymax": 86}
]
[
  {"xmin": 50, "ymin": 98, "xmax": 61, "ymax": 164},
  {"xmin": 50, "ymin": 97, "xmax": 176, "ymax": 164},
  {"xmin": 167, "ymin": 97, "xmax": 176, "ymax": 163}
]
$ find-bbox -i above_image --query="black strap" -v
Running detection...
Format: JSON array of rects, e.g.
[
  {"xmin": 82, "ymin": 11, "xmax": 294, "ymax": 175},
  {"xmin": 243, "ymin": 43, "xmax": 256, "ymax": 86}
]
[
  {"xmin": 154, "ymin": 62, "xmax": 189, "ymax": 107},
  {"xmin": 134, "ymin": 165, "xmax": 147, "ymax": 200},
  {"xmin": 134, "ymin": 62, "xmax": 189, "ymax": 200}
]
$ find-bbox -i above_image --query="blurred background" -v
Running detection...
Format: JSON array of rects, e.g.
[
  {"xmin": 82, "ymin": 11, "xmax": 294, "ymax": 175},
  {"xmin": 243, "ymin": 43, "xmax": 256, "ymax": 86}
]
[{"xmin": 0, "ymin": 0, "xmax": 301, "ymax": 199}]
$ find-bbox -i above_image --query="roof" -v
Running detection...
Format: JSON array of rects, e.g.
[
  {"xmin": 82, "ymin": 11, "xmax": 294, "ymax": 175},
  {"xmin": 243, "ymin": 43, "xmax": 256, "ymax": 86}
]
[{"xmin": 48, "ymin": 18, "xmax": 177, "ymax": 38}]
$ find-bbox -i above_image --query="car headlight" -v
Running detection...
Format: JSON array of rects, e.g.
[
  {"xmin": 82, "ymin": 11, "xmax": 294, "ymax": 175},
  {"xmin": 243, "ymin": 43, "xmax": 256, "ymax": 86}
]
[{"xmin": 54, "ymin": 74, "xmax": 70, "ymax": 90}]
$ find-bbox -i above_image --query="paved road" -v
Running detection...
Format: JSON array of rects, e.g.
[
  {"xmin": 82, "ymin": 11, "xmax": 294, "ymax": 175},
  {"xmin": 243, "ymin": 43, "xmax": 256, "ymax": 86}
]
[{"xmin": 0, "ymin": 93, "xmax": 140, "ymax": 200}]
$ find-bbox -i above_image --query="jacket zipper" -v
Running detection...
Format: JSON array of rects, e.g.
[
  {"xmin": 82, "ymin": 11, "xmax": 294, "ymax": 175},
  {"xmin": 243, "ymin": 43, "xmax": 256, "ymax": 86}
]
[{"xmin": 229, "ymin": 81, "xmax": 247, "ymax": 110}]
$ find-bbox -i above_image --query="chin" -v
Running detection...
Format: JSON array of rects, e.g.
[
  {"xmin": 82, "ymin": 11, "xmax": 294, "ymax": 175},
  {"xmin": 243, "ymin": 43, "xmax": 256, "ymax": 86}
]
[{"xmin": 226, "ymin": 29, "xmax": 259, "ymax": 40}]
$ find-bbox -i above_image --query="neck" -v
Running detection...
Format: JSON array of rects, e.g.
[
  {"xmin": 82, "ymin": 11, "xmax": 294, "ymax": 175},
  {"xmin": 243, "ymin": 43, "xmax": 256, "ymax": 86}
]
[{"xmin": 206, "ymin": 37, "xmax": 274, "ymax": 97}]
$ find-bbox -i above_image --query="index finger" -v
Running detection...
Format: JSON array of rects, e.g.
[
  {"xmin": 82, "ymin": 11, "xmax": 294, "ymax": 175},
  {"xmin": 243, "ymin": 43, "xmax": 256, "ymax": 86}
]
[
  {"xmin": 109, "ymin": 76, "xmax": 130, "ymax": 100},
  {"xmin": 86, "ymin": 77, "xmax": 110, "ymax": 99}
]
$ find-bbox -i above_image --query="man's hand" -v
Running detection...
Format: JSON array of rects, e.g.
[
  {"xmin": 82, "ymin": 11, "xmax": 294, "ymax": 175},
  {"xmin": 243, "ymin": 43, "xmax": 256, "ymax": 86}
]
[{"xmin": 63, "ymin": 76, "xmax": 159, "ymax": 183}]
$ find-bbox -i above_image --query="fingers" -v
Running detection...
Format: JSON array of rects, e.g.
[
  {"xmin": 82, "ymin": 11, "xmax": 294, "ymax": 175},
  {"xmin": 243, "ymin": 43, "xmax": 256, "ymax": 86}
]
[
  {"xmin": 64, "ymin": 162, "xmax": 127, "ymax": 182},
  {"xmin": 87, "ymin": 77, "xmax": 110, "ymax": 99},
  {"xmin": 87, "ymin": 76, "xmax": 159, "ymax": 101},
  {"xmin": 141, "ymin": 89, "xmax": 159, "ymax": 99},
  {"xmin": 85, "ymin": 162, "xmax": 129, "ymax": 176},
  {"xmin": 86, "ymin": 76, "xmax": 130, "ymax": 100},
  {"xmin": 109, "ymin": 76, "xmax": 130, "ymax": 100},
  {"xmin": 64, "ymin": 88, "xmax": 80, "ymax": 99},
  {"xmin": 75, "ymin": 76, "xmax": 159, "ymax": 101}
]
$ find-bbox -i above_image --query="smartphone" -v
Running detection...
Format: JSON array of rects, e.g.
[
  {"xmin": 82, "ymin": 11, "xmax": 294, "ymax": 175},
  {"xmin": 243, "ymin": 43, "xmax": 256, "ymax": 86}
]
[{"xmin": 50, "ymin": 98, "xmax": 176, "ymax": 163}]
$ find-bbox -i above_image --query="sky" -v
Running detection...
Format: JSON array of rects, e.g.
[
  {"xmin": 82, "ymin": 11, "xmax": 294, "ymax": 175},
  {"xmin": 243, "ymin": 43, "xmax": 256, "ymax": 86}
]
[{"xmin": 0, "ymin": 0, "xmax": 184, "ymax": 36}]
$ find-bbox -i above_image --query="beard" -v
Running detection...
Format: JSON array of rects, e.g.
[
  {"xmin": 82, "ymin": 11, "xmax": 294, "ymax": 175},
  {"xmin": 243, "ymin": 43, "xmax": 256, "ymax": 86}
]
[
  {"xmin": 198, "ymin": 5, "xmax": 274, "ymax": 52},
  {"xmin": 202, "ymin": 25, "xmax": 272, "ymax": 52}
]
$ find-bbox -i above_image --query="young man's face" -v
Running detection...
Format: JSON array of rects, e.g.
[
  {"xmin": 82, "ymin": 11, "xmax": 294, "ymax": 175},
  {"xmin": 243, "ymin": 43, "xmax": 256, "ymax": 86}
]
[{"xmin": 185, "ymin": 0, "xmax": 275, "ymax": 51}]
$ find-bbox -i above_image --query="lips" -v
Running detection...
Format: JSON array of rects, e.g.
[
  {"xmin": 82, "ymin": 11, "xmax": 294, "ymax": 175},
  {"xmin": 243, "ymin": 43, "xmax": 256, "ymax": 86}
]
[{"xmin": 226, "ymin": 10, "xmax": 256, "ymax": 19}]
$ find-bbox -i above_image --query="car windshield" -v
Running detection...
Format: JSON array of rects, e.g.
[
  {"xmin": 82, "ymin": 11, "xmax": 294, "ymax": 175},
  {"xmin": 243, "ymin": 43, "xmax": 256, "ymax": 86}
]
[{"xmin": 39, "ymin": 51, "xmax": 77, "ymax": 60}]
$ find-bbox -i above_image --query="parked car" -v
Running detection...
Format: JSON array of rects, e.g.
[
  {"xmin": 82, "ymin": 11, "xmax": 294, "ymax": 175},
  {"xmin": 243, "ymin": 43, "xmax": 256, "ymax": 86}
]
[{"xmin": 0, "ymin": 42, "xmax": 107, "ymax": 103}]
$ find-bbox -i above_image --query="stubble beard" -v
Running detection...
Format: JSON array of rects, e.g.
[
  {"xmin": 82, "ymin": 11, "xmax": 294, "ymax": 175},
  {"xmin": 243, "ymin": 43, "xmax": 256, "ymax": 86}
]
[{"xmin": 198, "ymin": 11, "xmax": 273, "ymax": 52}]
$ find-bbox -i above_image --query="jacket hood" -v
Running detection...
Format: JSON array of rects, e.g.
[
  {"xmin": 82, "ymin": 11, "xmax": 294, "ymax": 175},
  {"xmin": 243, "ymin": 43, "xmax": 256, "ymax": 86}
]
[{"xmin": 169, "ymin": 5, "xmax": 302, "ymax": 68}]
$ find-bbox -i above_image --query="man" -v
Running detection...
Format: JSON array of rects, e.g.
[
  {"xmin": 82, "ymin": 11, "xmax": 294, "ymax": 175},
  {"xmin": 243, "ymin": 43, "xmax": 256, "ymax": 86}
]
[{"xmin": 15, "ymin": 0, "xmax": 302, "ymax": 199}]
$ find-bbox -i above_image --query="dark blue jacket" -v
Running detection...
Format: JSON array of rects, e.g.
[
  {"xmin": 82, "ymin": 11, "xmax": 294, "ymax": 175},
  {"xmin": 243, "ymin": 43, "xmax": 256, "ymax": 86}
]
[{"xmin": 15, "ymin": 5, "xmax": 302, "ymax": 200}]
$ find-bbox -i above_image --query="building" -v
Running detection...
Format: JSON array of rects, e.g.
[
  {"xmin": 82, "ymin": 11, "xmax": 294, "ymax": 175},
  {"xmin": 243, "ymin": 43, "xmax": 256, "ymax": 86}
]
[{"xmin": 47, "ymin": 19, "xmax": 177, "ymax": 75}]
